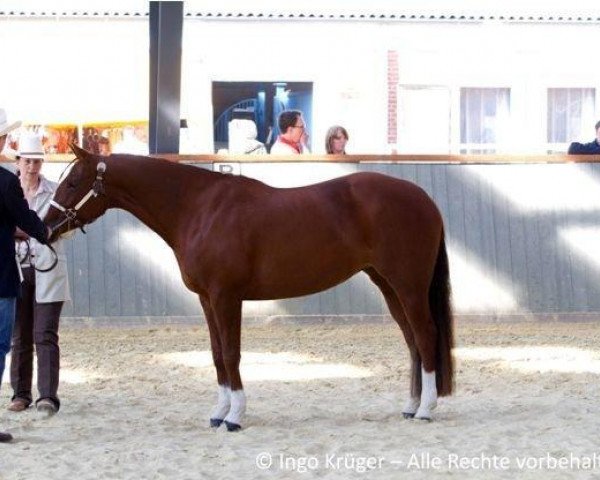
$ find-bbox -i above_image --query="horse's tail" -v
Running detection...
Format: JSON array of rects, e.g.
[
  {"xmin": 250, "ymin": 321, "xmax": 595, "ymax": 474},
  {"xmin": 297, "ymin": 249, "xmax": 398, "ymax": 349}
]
[{"xmin": 428, "ymin": 228, "xmax": 454, "ymax": 396}]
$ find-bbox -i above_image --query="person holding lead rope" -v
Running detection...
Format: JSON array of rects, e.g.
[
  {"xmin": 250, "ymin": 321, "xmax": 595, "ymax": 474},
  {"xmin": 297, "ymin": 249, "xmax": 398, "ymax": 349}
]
[{"xmin": 0, "ymin": 110, "xmax": 50, "ymax": 443}]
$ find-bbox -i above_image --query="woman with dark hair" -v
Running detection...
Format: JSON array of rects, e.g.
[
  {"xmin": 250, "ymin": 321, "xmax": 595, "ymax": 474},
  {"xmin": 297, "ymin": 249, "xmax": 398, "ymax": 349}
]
[{"xmin": 325, "ymin": 125, "xmax": 349, "ymax": 154}]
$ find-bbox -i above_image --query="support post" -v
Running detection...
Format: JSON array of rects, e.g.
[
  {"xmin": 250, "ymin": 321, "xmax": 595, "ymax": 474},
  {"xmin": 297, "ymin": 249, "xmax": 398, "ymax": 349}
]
[{"xmin": 149, "ymin": 1, "xmax": 183, "ymax": 154}]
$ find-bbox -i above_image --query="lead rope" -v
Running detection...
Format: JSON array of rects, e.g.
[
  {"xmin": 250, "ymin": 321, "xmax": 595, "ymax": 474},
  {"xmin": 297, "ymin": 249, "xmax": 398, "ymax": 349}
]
[
  {"xmin": 15, "ymin": 238, "xmax": 59, "ymax": 274},
  {"xmin": 34, "ymin": 244, "xmax": 59, "ymax": 273}
]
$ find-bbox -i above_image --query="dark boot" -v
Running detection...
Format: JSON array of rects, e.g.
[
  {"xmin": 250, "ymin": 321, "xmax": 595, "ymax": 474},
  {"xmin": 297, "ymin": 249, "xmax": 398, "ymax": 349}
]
[{"xmin": 0, "ymin": 431, "xmax": 13, "ymax": 443}]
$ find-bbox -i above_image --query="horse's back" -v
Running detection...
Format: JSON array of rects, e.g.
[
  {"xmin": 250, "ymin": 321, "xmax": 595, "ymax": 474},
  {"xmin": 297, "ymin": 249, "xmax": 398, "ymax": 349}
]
[
  {"xmin": 203, "ymin": 171, "xmax": 442, "ymax": 240},
  {"xmin": 234, "ymin": 171, "xmax": 442, "ymax": 238},
  {"xmin": 343, "ymin": 172, "xmax": 442, "ymax": 224},
  {"xmin": 258, "ymin": 170, "xmax": 443, "ymax": 257},
  {"xmin": 344, "ymin": 171, "xmax": 432, "ymax": 200}
]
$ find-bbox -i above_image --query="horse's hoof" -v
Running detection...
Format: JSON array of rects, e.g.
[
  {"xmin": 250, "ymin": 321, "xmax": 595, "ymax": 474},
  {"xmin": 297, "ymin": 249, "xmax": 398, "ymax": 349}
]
[
  {"xmin": 402, "ymin": 412, "xmax": 415, "ymax": 419},
  {"xmin": 415, "ymin": 415, "xmax": 432, "ymax": 422},
  {"xmin": 210, "ymin": 418, "xmax": 224, "ymax": 428},
  {"xmin": 224, "ymin": 421, "xmax": 242, "ymax": 432}
]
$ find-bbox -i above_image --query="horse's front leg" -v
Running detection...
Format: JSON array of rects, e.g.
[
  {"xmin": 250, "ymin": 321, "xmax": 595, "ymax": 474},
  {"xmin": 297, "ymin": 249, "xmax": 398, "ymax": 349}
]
[
  {"xmin": 199, "ymin": 296, "xmax": 231, "ymax": 428},
  {"xmin": 211, "ymin": 294, "xmax": 246, "ymax": 432}
]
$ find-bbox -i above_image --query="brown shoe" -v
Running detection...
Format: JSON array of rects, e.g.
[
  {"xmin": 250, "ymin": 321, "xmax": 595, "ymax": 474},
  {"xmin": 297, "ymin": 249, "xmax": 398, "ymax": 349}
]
[
  {"xmin": 0, "ymin": 431, "xmax": 13, "ymax": 443},
  {"xmin": 7, "ymin": 398, "xmax": 29, "ymax": 412}
]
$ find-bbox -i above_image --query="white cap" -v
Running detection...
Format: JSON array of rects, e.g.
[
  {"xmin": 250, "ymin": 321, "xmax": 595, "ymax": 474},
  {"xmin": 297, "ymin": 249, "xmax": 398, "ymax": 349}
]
[{"xmin": 0, "ymin": 108, "xmax": 21, "ymax": 137}]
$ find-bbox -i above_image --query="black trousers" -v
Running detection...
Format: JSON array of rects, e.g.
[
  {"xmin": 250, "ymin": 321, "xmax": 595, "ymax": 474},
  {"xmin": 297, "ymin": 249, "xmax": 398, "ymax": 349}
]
[{"xmin": 10, "ymin": 267, "xmax": 63, "ymax": 410}]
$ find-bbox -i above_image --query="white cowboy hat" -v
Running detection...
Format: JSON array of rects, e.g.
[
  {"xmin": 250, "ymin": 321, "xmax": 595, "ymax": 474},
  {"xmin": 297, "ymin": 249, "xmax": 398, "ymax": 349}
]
[
  {"xmin": 0, "ymin": 108, "xmax": 21, "ymax": 137},
  {"xmin": 16, "ymin": 133, "xmax": 45, "ymax": 160}
]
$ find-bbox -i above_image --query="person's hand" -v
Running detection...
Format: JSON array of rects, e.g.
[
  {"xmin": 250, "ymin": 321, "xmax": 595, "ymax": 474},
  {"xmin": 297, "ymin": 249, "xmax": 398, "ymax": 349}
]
[{"xmin": 14, "ymin": 227, "xmax": 29, "ymax": 241}]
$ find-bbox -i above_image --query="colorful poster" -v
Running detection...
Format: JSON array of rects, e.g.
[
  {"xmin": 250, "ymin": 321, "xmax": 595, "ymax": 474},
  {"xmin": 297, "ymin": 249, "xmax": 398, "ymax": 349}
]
[
  {"xmin": 82, "ymin": 121, "xmax": 149, "ymax": 156},
  {"xmin": 16, "ymin": 124, "xmax": 79, "ymax": 154}
]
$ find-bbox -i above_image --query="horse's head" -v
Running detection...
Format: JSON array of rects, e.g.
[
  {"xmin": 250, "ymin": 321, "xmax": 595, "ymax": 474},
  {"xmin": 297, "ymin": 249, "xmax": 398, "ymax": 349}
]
[{"xmin": 45, "ymin": 144, "xmax": 110, "ymax": 242}]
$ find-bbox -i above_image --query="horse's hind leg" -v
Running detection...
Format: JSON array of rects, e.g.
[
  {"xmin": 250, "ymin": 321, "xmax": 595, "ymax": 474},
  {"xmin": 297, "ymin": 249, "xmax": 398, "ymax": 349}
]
[
  {"xmin": 371, "ymin": 260, "xmax": 440, "ymax": 421},
  {"xmin": 364, "ymin": 268, "xmax": 422, "ymax": 418},
  {"xmin": 393, "ymin": 284, "xmax": 438, "ymax": 421},
  {"xmin": 199, "ymin": 296, "xmax": 231, "ymax": 428}
]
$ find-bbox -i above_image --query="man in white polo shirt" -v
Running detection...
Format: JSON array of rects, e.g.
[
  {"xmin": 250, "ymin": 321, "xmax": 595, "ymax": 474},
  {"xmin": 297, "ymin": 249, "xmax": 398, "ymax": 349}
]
[{"xmin": 270, "ymin": 110, "xmax": 307, "ymax": 154}]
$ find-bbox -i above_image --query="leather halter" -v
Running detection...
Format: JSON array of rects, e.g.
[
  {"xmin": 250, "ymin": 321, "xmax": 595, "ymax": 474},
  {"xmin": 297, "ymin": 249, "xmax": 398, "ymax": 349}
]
[{"xmin": 49, "ymin": 161, "xmax": 107, "ymax": 235}]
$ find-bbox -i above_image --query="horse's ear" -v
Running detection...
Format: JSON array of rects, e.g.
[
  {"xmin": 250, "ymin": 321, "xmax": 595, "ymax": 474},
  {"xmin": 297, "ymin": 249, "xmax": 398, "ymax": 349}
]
[{"xmin": 70, "ymin": 143, "xmax": 92, "ymax": 161}]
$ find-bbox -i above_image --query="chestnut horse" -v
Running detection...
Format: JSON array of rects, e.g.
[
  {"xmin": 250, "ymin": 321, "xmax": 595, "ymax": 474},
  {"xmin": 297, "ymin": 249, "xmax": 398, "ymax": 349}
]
[{"xmin": 45, "ymin": 145, "xmax": 454, "ymax": 430}]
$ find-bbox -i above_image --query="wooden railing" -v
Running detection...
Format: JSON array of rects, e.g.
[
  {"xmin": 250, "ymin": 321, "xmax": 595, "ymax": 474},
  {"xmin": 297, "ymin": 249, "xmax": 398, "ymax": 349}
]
[
  {"xmin": 3, "ymin": 153, "xmax": 600, "ymax": 164},
  {"xmin": 4, "ymin": 153, "xmax": 600, "ymax": 318},
  {"xmin": 156, "ymin": 154, "xmax": 600, "ymax": 164}
]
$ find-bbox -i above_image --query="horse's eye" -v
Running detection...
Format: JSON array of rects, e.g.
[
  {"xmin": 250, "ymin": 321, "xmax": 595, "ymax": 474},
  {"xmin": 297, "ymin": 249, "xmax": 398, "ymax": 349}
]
[{"xmin": 67, "ymin": 181, "xmax": 77, "ymax": 189}]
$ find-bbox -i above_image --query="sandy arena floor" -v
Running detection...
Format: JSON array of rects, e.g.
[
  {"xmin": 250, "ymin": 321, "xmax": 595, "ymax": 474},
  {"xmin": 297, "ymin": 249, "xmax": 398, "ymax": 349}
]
[{"xmin": 1, "ymin": 320, "xmax": 599, "ymax": 479}]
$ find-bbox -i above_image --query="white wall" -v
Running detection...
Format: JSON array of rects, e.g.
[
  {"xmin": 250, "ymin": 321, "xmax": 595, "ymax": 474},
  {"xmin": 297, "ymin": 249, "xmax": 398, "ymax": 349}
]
[
  {"xmin": 1, "ymin": 14, "xmax": 599, "ymax": 153},
  {"xmin": 0, "ymin": 17, "xmax": 148, "ymax": 124},
  {"xmin": 182, "ymin": 21, "xmax": 390, "ymax": 153},
  {"xmin": 389, "ymin": 21, "xmax": 600, "ymax": 152},
  {"xmin": 182, "ymin": 18, "xmax": 600, "ymax": 153}
]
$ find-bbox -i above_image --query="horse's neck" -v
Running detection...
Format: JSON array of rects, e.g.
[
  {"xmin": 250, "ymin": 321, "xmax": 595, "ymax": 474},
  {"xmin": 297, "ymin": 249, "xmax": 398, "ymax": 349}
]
[{"xmin": 105, "ymin": 156, "xmax": 215, "ymax": 248}]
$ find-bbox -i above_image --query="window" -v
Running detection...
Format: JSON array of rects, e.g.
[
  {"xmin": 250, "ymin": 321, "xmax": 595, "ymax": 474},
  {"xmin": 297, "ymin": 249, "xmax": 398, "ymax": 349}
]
[
  {"xmin": 547, "ymin": 88, "xmax": 595, "ymax": 153},
  {"xmin": 212, "ymin": 82, "xmax": 313, "ymax": 153},
  {"xmin": 460, "ymin": 88, "xmax": 510, "ymax": 154},
  {"xmin": 397, "ymin": 86, "xmax": 451, "ymax": 154}
]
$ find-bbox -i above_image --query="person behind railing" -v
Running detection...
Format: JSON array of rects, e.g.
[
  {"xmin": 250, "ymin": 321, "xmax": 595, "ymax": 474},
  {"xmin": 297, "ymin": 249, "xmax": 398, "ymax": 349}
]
[
  {"xmin": 270, "ymin": 110, "xmax": 306, "ymax": 154},
  {"xmin": 112, "ymin": 126, "xmax": 148, "ymax": 155},
  {"xmin": 7, "ymin": 133, "xmax": 71, "ymax": 418},
  {"xmin": 325, "ymin": 125, "xmax": 349, "ymax": 154},
  {"xmin": 568, "ymin": 120, "xmax": 600, "ymax": 154},
  {"xmin": 228, "ymin": 119, "xmax": 266, "ymax": 155},
  {"xmin": 0, "ymin": 110, "xmax": 49, "ymax": 443},
  {"xmin": 98, "ymin": 134, "xmax": 111, "ymax": 156}
]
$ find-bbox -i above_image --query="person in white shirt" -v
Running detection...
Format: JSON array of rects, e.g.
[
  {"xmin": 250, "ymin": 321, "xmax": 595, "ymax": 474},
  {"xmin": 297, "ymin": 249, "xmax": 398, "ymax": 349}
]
[
  {"xmin": 111, "ymin": 126, "xmax": 148, "ymax": 155},
  {"xmin": 8, "ymin": 133, "xmax": 71, "ymax": 417},
  {"xmin": 269, "ymin": 110, "xmax": 307, "ymax": 154},
  {"xmin": 228, "ymin": 119, "xmax": 266, "ymax": 154}
]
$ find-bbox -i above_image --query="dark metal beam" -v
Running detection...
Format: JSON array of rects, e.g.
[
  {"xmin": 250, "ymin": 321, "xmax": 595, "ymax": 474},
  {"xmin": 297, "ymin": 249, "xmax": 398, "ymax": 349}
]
[{"xmin": 149, "ymin": 1, "xmax": 183, "ymax": 154}]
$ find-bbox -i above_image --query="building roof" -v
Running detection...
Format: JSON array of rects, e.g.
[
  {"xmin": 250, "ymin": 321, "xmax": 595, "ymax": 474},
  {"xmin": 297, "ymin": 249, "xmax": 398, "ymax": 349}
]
[{"xmin": 1, "ymin": 0, "xmax": 599, "ymax": 24}]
